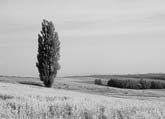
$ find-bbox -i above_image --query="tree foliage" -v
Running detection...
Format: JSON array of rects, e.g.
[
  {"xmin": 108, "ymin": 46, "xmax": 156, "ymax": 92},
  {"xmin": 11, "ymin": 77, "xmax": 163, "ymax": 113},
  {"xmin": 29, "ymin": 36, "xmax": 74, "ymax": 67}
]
[{"xmin": 36, "ymin": 19, "xmax": 60, "ymax": 87}]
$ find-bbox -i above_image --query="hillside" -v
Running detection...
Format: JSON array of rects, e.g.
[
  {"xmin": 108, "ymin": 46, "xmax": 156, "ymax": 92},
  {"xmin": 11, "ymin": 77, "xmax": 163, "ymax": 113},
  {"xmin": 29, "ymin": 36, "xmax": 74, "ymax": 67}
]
[
  {"xmin": 0, "ymin": 81, "xmax": 165, "ymax": 119},
  {"xmin": 81, "ymin": 73, "xmax": 165, "ymax": 80},
  {"xmin": 0, "ymin": 76, "xmax": 165, "ymax": 119},
  {"xmin": 0, "ymin": 76, "xmax": 165, "ymax": 99}
]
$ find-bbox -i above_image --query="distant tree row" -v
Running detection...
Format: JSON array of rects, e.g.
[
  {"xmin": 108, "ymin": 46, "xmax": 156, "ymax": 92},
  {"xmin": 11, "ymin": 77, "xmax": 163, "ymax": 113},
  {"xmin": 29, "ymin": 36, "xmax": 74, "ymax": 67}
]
[{"xmin": 95, "ymin": 78, "xmax": 165, "ymax": 89}]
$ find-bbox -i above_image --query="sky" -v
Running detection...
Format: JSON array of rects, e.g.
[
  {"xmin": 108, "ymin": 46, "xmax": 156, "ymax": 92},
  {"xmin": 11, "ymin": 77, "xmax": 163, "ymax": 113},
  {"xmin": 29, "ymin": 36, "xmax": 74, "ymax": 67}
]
[{"xmin": 0, "ymin": 0, "xmax": 165, "ymax": 77}]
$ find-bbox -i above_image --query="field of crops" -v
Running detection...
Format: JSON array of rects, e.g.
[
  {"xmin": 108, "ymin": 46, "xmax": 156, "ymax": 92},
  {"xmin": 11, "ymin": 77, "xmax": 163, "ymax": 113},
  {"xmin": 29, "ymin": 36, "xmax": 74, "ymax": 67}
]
[{"xmin": 0, "ymin": 82, "xmax": 165, "ymax": 119}]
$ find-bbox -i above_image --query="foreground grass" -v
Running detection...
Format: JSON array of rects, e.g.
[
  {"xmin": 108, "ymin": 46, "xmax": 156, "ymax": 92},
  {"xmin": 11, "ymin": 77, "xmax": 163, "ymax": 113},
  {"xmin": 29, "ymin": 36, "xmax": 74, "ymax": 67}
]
[{"xmin": 0, "ymin": 82, "xmax": 165, "ymax": 119}]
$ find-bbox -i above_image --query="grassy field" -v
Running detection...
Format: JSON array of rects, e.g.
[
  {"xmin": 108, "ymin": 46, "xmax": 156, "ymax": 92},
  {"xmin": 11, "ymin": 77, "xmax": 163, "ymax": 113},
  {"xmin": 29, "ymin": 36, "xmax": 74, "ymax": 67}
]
[
  {"xmin": 70, "ymin": 74, "xmax": 165, "ymax": 89},
  {"xmin": 0, "ymin": 76, "xmax": 165, "ymax": 119},
  {"xmin": 81, "ymin": 73, "xmax": 165, "ymax": 81}
]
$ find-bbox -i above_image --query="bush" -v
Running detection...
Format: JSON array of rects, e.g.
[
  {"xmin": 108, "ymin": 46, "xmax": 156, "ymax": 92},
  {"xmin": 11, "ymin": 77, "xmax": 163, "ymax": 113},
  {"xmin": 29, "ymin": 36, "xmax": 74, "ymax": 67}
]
[
  {"xmin": 139, "ymin": 78, "xmax": 151, "ymax": 89},
  {"xmin": 126, "ymin": 80, "xmax": 142, "ymax": 89},
  {"xmin": 94, "ymin": 79, "xmax": 102, "ymax": 85},
  {"xmin": 107, "ymin": 78, "xmax": 165, "ymax": 89},
  {"xmin": 107, "ymin": 78, "xmax": 117, "ymax": 87},
  {"xmin": 151, "ymin": 81, "xmax": 165, "ymax": 89},
  {"xmin": 107, "ymin": 78, "xmax": 141, "ymax": 89}
]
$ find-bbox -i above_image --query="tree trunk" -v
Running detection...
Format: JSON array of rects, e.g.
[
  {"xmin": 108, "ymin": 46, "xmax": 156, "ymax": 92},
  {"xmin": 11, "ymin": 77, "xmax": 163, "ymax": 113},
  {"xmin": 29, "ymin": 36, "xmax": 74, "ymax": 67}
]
[{"xmin": 44, "ymin": 74, "xmax": 55, "ymax": 87}]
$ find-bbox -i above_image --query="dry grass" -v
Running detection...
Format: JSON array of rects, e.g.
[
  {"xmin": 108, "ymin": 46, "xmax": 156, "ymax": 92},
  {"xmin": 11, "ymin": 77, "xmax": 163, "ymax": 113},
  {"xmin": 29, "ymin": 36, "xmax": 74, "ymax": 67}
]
[{"xmin": 0, "ymin": 82, "xmax": 165, "ymax": 119}]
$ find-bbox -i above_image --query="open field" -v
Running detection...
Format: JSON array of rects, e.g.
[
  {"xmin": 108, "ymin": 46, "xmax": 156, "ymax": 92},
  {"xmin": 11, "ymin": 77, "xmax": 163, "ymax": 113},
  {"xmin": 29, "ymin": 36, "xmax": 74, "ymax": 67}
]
[
  {"xmin": 80, "ymin": 73, "xmax": 165, "ymax": 81},
  {"xmin": 0, "ymin": 76, "xmax": 165, "ymax": 119},
  {"xmin": 70, "ymin": 74, "xmax": 165, "ymax": 89},
  {"xmin": 1, "ymin": 76, "xmax": 165, "ymax": 99}
]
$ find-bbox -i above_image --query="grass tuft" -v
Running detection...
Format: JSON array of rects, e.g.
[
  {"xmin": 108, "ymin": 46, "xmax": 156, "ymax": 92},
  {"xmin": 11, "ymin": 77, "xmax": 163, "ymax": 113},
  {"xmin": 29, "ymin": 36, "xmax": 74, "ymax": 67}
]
[{"xmin": 0, "ymin": 94, "xmax": 14, "ymax": 100}]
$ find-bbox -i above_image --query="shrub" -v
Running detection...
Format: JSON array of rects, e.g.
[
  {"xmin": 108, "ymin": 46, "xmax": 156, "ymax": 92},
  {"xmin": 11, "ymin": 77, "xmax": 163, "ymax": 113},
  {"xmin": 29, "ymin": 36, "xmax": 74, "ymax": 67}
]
[
  {"xmin": 151, "ymin": 81, "xmax": 164, "ymax": 89},
  {"xmin": 126, "ymin": 80, "xmax": 142, "ymax": 89},
  {"xmin": 107, "ymin": 78, "xmax": 141, "ymax": 89},
  {"xmin": 107, "ymin": 78, "xmax": 165, "ymax": 89},
  {"xmin": 139, "ymin": 78, "xmax": 151, "ymax": 89},
  {"xmin": 107, "ymin": 79, "xmax": 117, "ymax": 87},
  {"xmin": 36, "ymin": 19, "xmax": 60, "ymax": 87},
  {"xmin": 94, "ymin": 79, "xmax": 102, "ymax": 85}
]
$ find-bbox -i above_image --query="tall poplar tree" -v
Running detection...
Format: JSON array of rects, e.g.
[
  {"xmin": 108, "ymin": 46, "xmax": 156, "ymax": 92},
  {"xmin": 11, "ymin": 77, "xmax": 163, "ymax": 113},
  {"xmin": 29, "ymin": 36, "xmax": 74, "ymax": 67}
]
[{"xmin": 36, "ymin": 19, "xmax": 60, "ymax": 87}]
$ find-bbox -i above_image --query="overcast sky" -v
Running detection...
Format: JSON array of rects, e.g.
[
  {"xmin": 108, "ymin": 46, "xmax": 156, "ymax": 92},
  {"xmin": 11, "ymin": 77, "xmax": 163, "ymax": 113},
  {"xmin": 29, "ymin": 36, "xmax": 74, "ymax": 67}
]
[{"xmin": 0, "ymin": 0, "xmax": 165, "ymax": 77}]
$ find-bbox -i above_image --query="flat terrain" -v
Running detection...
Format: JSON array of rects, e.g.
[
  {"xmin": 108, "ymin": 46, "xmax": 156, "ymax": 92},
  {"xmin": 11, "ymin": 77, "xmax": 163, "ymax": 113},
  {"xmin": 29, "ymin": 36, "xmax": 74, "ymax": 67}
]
[
  {"xmin": 83, "ymin": 73, "xmax": 165, "ymax": 81},
  {"xmin": 0, "ymin": 75, "xmax": 165, "ymax": 119}
]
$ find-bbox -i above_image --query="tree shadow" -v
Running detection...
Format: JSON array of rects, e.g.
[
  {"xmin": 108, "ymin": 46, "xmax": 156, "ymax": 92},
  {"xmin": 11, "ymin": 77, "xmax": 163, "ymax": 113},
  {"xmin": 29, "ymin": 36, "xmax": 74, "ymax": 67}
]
[{"xmin": 18, "ymin": 81, "xmax": 44, "ymax": 87}]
